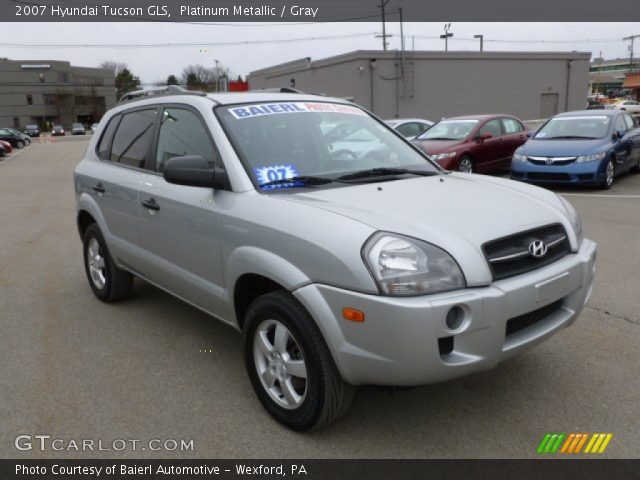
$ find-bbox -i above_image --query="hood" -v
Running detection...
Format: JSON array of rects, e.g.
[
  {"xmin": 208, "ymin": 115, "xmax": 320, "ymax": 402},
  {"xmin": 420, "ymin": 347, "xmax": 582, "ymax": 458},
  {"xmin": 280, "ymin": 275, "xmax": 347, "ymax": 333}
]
[
  {"xmin": 412, "ymin": 139, "xmax": 462, "ymax": 155},
  {"xmin": 519, "ymin": 138, "xmax": 611, "ymax": 157},
  {"xmin": 278, "ymin": 174, "xmax": 574, "ymax": 285}
]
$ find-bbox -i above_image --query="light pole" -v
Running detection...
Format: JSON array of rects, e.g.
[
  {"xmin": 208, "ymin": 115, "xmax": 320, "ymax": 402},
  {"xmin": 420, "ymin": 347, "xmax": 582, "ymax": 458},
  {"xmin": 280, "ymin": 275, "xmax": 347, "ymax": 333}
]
[
  {"xmin": 473, "ymin": 34, "xmax": 484, "ymax": 52},
  {"xmin": 440, "ymin": 23, "xmax": 453, "ymax": 52}
]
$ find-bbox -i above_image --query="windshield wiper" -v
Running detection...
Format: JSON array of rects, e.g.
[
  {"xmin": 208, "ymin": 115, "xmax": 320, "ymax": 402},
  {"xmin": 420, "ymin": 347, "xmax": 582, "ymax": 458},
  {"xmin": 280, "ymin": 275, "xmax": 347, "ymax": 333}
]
[
  {"xmin": 337, "ymin": 167, "xmax": 438, "ymax": 181},
  {"xmin": 259, "ymin": 176, "xmax": 334, "ymax": 188}
]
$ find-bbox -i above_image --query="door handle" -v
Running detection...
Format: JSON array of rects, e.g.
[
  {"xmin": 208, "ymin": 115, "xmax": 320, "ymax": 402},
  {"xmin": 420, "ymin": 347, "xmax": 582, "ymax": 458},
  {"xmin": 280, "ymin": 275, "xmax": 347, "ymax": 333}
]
[
  {"xmin": 141, "ymin": 198, "xmax": 160, "ymax": 211},
  {"xmin": 92, "ymin": 183, "xmax": 105, "ymax": 193}
]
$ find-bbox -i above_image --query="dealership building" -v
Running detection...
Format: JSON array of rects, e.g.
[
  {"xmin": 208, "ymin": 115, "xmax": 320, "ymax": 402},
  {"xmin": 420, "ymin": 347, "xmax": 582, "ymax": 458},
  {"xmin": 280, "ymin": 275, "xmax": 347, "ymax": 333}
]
[
  {"xmin": 590, "ymin": 57, "xmax": 640, "ymax": 94},
  {"xmin": 248, "ymin": 50, "xmax": 591, "ymax": 121},
  {"xmin": 0, "ymin": 59, "xmax": 116, "ymax": 130}
]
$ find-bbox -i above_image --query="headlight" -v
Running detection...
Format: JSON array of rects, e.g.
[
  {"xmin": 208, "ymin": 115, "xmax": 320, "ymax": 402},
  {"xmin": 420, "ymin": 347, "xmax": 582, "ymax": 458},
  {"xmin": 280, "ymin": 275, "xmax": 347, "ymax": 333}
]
[
  {"xmin": 558, "ymin": 195, "xmax": 583, "ymax": 246},
  {"xmin": 431, "ymin": 152, "xmax": 457, "ymax": 161},
  {"xmin": 576, "ymin": 152, "xmax": 606, "ymax": 163},
  {"xmin": 363, "ymin": 232, "xmax": 466, "ymax": 296},
  {"xmin": 513, "ymin": 152, "xmax": 527, "ymax": 162}
]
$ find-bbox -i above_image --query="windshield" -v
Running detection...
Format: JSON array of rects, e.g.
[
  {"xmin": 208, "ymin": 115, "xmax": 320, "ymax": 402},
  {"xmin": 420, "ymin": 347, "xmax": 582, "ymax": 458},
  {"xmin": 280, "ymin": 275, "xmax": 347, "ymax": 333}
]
[
  {"xmin": 217, "ymin": 102, "xmax": 439, "ymax": 190},
  {"xmin": 26, "ymin": 125, "xmax": 37, "ymax": 129},
  {"xmin": 535, "ymin": 116, "xmax": 611, "ymax": 139},
  {"xmin": 417, "ymin": 119, "xmax": 478, "ymax": 141},
  {"xmin": 73, "ymin": 123, "xmax": 83, "ymax": 128}
]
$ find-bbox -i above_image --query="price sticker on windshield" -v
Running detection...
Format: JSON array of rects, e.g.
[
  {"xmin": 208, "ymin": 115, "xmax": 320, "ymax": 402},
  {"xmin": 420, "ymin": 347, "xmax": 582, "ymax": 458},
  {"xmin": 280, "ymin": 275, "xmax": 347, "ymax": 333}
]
[
  {"xmin": 230, "ymin": 102, "xmax": 367, "ymax": 119},
  {"xmin": 255, "ymin": 164, "xmax": 300, "ymax": 189}
]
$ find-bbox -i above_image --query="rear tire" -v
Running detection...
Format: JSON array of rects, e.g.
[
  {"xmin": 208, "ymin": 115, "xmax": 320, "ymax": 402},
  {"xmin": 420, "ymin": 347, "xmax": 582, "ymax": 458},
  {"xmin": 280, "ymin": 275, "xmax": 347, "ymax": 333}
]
[
  {"xmin": 631, "ymin": 158, "xmax": 640, "ymax": 174},
  {"xmin": 16, "ymin": 141, "xmax": 24, "ymax": 149},
  {"xmin": 83, "ymin": 224, "xmax": 133, "ymax": 302},
  {"xmin": 244, "ymin": 291, "xmax": 354, "ymax": 431}
]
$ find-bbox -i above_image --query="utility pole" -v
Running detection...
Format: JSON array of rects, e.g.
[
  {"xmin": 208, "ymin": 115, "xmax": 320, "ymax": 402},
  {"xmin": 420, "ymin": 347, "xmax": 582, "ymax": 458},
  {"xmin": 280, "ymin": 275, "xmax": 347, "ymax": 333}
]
[
  {"xmin": 440, "ymin": 23, "xmax": 453, "ymax": 52},
  {"xmin": 474, "ymin": 34, "xmax": 484, "ymax": 52},
  {"xmin": 399, "ymin": 8, "xmax": 405, "ymax": 63},
  {"xmin": 623, "ymin": 34, "xmax": 639, "ymax": 73},
  {"xmin": 378, "ymin": 0, "xmax": 391, "ymax": 51}
]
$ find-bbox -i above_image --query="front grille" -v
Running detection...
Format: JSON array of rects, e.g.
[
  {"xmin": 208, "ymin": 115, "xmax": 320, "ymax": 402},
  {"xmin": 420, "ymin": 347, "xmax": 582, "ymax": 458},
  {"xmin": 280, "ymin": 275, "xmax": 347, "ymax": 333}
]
[
  {"xmin": 527, "ymin": 157, "xmax": 576, "ymax": 166},
  {"xmin": 506, "ymin": 300, "xmax": 563, "ymax": 336},
  {"xmin": 483, "ymin": 224, "xmax": 571, "ymax": 281},
  {"xmin": 527, "ymin": 172, "xmax": 571, "ymax": 181}
]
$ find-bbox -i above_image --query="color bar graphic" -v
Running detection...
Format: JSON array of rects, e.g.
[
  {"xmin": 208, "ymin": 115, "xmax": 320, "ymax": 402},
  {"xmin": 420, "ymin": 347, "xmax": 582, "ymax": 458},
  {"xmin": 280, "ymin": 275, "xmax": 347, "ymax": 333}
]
[{"xmin": 538, "ymin": 433, "xmax": 613, "ymax": 454}]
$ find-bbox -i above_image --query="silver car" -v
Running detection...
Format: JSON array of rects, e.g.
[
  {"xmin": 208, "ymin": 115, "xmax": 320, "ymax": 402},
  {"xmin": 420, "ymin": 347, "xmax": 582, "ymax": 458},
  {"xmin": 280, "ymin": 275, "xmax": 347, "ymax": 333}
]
[{"xmin": 74, "ymin": 86, "xmax": 596, "ymax": 430}]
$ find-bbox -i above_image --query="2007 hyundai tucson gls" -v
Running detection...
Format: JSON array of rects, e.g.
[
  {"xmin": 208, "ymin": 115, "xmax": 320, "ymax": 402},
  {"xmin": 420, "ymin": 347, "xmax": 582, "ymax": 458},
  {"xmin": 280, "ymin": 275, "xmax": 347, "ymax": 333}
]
[{"xmin": 74, "ymin": 86, "xmax": 596, "ymax": 430}]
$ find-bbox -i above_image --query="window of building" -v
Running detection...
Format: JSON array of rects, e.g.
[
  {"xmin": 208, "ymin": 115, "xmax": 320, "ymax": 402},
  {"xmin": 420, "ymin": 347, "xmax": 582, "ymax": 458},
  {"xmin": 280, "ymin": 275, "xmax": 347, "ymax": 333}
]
[
  {"xmin": 43, "ymin": 94, "xmax": 56, "ymax": 105},
  {"xmin": 58, "ymin": 72, "xmax": 70, "ymax": 83},
  {"xmin": 13, "ymin": 117, "xmax": 20, "ymax": 129},
  {"xmin": 155, "ymin": 108, "xmax": 220, "ymax": 172},
  {"xmin": 109, "ymin": 109, "xmax": 157, "ymax": 168},
  {"xmin": 38, "ymin": 73, "xmax": 45, "ymax": 83},
  {"xmin": 26, "ymin": 95, "xmax": 33, "ymax": 105}
]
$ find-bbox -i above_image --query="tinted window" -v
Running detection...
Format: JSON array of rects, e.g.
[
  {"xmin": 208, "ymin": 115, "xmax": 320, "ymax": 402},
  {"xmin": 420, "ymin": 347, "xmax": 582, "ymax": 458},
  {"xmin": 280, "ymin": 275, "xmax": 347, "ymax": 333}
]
[
  {"xmin": 155, "ymin": 108, "xmax": 219, "ymax": 172},
  {"xmin": 502, "ymin": 118, "xmax": 523, "ymax": 134},
  {"xmin": 479, "ymin": 119, "xmax": 502, "ymax": 137},
  {"xmin": 110, "ymin": 109, "xmax": 157, "ymax": 168},
  {"xmin": 97, "ymin": 115, "xmax": 121, "ymax": 160},
  {"xmin": 395, "ymin": 122, "xmax": 421, "ymax": 138}
]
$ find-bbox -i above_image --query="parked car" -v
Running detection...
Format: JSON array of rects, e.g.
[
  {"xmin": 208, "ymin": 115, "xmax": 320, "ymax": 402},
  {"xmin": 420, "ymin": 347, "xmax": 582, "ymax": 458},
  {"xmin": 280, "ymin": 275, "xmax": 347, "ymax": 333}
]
[
  {"xmin": 587, "ymin": 104, "xmax": 615, "ymax": 110},
  {"xmin": 72, "ymin": 123, "xmax": 86, "ymax": 135},
  {"xmin": 385, "ymin": 118, "xmax": 434, "ymax": 140},
  {"xmin": 25, "ymin": 124, "xmax": 40, "ymax": 137},
  {"xmin": 511, "ymin": 110, "xmax": 640, "ymax": 189},
  {"xmin": 0, "ymin": 128, "xmax": 26, "ymax": 148},
  {"xmin": 90, "ymin": 123, "xmax": 100, "ymax": 133},
  {"xmin": 0, "ymin": 142, "xmax": 7, "ymax": 157},
  {"xmin": 51, "ymin": 125, "xmax": 65, "ymax": 136},
  {"xmin": 412, "ymin": 114, "xmax": 528, "ymax": 173},
  {"xmin": 613, "ymin": 99, "xmax": 640, "ymax": 115},
  {"xmin": 75, "ymin": 88, "xmax": 595, "ymax": 430},
  {"xmin": 0, "ymin": 139, "xmax": 13, "ymax": 154},
  {"xmin": 3, "ymin": 128, "xmax": 31, "ymax": 145}
]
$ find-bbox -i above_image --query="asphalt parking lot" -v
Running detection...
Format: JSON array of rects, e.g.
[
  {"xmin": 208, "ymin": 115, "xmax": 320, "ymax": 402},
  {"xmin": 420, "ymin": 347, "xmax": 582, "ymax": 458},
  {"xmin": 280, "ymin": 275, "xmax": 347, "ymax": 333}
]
[{"xmin": 1, "ymin": 137, "xmax": 638, "ymax": 459}]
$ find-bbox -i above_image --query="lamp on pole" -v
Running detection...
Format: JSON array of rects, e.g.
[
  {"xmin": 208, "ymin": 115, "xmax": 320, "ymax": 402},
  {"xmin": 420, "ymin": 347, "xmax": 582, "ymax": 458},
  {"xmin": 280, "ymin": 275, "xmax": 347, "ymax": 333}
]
[
  {"xmin": 440, "ymin": 23, "xmax": 453, "ymax": 52},
  {"xmin": 473, "ymin": 34, "xmax": 484, "ymax": 52}
]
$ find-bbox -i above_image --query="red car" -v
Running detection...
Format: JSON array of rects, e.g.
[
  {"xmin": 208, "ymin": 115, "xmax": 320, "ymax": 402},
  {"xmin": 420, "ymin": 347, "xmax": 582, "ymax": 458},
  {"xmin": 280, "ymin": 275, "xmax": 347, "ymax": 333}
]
[
  {"xmin": 412, "ymin": 114, "xmax": 528, "ymax": 173},
  {"xmin": 0, "ymin": 139, "xmax": 13, "ymax": 154}
]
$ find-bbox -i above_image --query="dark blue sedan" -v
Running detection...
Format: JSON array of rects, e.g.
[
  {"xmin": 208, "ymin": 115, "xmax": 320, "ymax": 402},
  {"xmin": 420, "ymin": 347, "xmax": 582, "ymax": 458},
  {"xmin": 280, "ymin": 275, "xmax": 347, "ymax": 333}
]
[{"xmin": 511, "ymin": 110, "xmax": 640, "ymax": 189}]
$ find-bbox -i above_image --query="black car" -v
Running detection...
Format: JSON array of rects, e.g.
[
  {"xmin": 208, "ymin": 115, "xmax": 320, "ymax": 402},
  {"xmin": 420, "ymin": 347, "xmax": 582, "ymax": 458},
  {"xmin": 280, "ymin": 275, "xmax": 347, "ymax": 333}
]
[
  {"xmin": 3, "ymin": 128, "xmax": 31, "ymax": 145},
  {"xmin": 51, "ymin": 125, "xmax": 65, "ymax": 136},
  {"xmin": 25, "ymin": 124, "xmax": 40, "ymax": 137},
  {"xmin": 0, "ymin": 128, "xmax": 26, "ymax": 148}
]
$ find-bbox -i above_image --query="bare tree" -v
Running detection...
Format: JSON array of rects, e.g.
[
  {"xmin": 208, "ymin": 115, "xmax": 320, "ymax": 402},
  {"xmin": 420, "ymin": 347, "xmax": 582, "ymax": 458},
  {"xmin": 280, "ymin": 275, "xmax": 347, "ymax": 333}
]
[{"xmin": 99, "ymin": 60, "xmax": 128, "ymax": 76}]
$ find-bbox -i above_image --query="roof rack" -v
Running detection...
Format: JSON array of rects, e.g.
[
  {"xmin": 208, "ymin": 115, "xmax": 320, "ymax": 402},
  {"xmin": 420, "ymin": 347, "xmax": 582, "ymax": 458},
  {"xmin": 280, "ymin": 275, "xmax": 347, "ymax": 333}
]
[
  {"xmin": 118, "ymin": 85, "xmax": 207, "ymax": 104},
  {"xmin": 251, "ymin": 87, "xmax": 325, "ymax": 96}
]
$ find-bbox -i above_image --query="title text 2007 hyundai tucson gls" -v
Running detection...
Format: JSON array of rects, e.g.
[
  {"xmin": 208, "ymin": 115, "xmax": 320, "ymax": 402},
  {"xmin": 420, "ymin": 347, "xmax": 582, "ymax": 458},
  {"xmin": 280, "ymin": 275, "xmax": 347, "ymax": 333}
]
[{"xmin": 74, "ymin": 87, "xmax": 596, "ymax": 430}]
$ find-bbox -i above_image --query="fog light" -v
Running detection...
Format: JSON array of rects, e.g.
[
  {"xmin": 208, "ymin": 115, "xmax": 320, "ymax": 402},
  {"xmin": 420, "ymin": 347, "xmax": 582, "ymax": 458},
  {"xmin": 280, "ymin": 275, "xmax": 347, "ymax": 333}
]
[{"xmin": 445, "ymin": 305, "xmax": 467, "ymax": 332}]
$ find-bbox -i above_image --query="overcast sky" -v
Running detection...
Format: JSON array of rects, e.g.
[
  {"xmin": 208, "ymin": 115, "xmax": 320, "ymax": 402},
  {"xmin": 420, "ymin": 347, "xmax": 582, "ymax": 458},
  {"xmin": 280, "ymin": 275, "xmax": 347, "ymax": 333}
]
[{"xmin": 1, "ymin": 22, "xmax": 639, "ymax": 83}]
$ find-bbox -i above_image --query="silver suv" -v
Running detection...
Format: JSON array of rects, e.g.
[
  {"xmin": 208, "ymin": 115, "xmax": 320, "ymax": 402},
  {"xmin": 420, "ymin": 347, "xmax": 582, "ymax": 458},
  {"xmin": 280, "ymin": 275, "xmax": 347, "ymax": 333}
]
[{"xmin": 75, "ymin": 86, "xmax": 596, "ymax": 430}]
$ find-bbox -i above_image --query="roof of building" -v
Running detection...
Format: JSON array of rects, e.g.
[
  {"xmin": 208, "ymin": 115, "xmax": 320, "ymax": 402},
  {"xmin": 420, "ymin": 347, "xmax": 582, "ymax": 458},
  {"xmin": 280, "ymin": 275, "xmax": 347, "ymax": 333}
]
[
  {"xmin": 623, "ymin": 72, "xmax": 640, "ymax": 89},
  {"xmin": 250, "ymin": 50, "xmax": 592, "ymax": 77}
]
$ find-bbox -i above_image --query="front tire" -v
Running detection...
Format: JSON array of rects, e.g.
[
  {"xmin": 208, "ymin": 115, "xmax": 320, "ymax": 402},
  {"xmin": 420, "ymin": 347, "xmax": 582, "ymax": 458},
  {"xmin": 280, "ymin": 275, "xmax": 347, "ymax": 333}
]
[
  {"xmin": 458, "ymin": 156, "xmax": 473, "ymax": 173},
  {"xmin": 83, "ymin": 224, "xmax": 133, "ymax": 302},
  {"xmin": 244, "ymin": 291, "xmax": 354, "ymax": 431},
  {"xmin": 599, "ymin": 158, "xmax": 615, "ymax": 189},
  {"xmin": 16, "ymin": 141, "xmax": 24, "ymax": 149}
]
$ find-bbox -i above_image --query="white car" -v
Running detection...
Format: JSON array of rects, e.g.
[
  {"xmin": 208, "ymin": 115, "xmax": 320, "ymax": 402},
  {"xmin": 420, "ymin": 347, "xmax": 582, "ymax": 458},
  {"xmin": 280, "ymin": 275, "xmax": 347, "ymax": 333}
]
[
  {"xmin": 613, "ymin": 100, "xmax": 640, "ymax": 115},
  {"xmin": 385, "ymin": 118, "xmax": 434, "ymax": 139}
]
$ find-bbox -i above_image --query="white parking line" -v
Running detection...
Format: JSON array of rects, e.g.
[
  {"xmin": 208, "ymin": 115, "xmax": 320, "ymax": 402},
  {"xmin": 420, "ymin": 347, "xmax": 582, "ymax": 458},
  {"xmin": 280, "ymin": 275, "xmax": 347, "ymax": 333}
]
[
  {"xmin": 0, "ymin": 147, "xmax": 27, "ymax": 165},
  {"xmin": 561, "ymin": 193, "xmax": 640, "ymax": 199}
]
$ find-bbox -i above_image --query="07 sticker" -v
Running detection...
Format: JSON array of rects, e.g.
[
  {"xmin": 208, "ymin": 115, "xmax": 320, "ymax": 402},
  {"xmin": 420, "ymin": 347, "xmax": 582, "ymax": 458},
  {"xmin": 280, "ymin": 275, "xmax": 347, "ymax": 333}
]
[{"xmin": 254, "ymin": 164, "xmax": 299, "ymax": 189}]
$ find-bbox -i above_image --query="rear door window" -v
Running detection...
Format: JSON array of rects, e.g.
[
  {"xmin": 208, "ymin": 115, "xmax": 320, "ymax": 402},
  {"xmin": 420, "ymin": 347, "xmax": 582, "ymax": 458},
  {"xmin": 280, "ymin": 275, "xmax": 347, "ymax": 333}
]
[
  {"xmin": 110, "ymin": 109, "xmax": 157, "ymax": 168},
  {"xmin": 502, "ymin": 118, "xmax": 523, "ymax": 134}
]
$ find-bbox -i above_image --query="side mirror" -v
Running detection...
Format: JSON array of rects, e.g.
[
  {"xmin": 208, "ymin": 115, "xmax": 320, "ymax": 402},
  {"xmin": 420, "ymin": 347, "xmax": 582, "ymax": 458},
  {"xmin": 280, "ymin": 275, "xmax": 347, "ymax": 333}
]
[
  {"xmin": 613, "ymin": 130, "xmax": 625, "ymax": 141},
  {"xmin": 475, "ymin": 131, "xmax": 492, "ymax": 141},
  {"xmin": 163, "ymin": 155, "xmax": 229, "ymax": 190}
]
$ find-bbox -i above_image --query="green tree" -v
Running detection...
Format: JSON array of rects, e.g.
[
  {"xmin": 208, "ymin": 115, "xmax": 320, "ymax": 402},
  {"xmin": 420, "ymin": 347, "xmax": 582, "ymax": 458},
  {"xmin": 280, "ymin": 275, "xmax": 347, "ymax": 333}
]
[
  {"xmin": 185, "ymin": 72, "xmax": 200, "ymax": 90},
  {"xmin": 115, "ymin": 68, "xmax": 141, "ymax": 99},
  {"xmin": 167, "ymin": 74, "xmax": 179, "ymax": 86}
]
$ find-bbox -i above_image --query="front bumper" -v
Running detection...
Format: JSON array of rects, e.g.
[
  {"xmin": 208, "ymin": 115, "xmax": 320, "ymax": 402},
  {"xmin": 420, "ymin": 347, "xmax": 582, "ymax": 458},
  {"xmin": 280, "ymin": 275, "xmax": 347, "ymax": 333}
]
[
  {"xmin": 511, "ymin": 161, "xmax": 604, "ymax": 185},
  {"xmin": 294, "ymin": 239, "xmax": 596, "ymax": 386}
]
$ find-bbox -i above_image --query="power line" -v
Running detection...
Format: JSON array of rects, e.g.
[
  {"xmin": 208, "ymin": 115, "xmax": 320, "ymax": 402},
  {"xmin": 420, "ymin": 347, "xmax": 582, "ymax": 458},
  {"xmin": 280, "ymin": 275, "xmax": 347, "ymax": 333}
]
[{"xmin": 0, "ymin": 32, "xmax": 378, "ymax": 49}]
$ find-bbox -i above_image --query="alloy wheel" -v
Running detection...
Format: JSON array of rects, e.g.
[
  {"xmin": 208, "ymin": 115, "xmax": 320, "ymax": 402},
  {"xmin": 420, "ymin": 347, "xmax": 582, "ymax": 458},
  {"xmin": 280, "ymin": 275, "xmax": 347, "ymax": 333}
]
[{"xmin": 87, "ymin": 237, "xmax": 107, "ymax": 289}]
